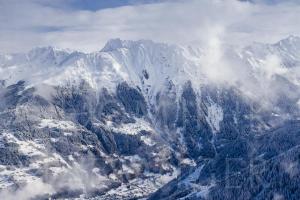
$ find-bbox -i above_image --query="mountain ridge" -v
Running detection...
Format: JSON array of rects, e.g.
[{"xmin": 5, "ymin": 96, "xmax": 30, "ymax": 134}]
[{"xmin": 0, "ymin": 36, "xmax": 300, "ymax": 199}]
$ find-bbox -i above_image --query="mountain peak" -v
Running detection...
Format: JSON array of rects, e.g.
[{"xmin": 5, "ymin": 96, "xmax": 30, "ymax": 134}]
[
  {"xmin": 101, "ymin": 38, "xmax": 176, "ymax": 52},
  {"xmin": 276, "ymin": 35, "xmax": 300, "ymax": 46},
  {"xmin": 28, "ymin": 46, "xmax": 74, "ymax": 55},
  {"xmin": 27, "ymin": 46, "xmax": 75, "ymax": 66},
  {"xmin": 286, "ymin": 35, "xmax": 300, "ymax": 41},
  {"xmin": 101, "ymin": 38, "xmax": 124, "ymax": 51}
]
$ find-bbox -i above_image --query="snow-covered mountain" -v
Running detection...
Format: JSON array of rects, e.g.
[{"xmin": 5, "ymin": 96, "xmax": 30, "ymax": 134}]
[{"xmin": 0, "ymin": 36, "xmax": 300, "ymax": 199}]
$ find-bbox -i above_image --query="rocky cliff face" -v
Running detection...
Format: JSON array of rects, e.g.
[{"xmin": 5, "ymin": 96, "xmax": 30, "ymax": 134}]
[{"xmin": 0, "ymin": 37, "xmax": 300, "ymax": 199}]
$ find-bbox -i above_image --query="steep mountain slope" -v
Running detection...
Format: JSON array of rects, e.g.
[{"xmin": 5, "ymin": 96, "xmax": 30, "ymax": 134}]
[{"xmin": 0, "ymin": 36, "xmax": 300, "ymax": 199}]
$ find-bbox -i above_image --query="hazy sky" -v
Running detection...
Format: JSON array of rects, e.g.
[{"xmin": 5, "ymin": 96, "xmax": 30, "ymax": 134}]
[{"xmin": 1, "ymin": 0, "xmax": 300, "ymax": 53}]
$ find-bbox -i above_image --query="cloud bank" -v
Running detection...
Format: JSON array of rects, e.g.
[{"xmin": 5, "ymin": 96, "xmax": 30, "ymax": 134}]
[{"xmin": 0, "ymin": 0, "xmax": 300, "ymax": 53}]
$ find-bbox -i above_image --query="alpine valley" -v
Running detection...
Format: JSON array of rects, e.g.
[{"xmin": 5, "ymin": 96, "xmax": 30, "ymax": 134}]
[{"xmin": 0, "ymin": 36, "xmax": 300, "ymax": 200}]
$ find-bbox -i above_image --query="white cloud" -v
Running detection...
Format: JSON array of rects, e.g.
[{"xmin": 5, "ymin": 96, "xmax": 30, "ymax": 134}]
[
  {"xmin": 260, "ymin": 54, "xmax": 287, "ymax": 79},
  {"xmin": 0, "ymin": 0, "xmax": 300, "ymax": 53}
]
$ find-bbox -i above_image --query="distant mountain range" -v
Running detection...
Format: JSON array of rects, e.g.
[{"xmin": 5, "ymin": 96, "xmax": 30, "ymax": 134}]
[{"xmin": 0, "ymin": 36, "xmax": 300, "ymax": 199}]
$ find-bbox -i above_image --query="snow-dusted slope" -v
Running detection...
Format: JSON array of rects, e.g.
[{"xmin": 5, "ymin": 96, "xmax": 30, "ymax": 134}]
[
  {"xmin": 1, "ymin": 36, "xmax": 300, "ymax": 132},
  {"xmin": 242, "ymin": 35, "xmax": 300, "ymax": 69}
]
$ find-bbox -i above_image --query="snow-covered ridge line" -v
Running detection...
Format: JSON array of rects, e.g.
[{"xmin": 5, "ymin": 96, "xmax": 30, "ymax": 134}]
[
  {"xmin": 0, "ymin": 38, "xmax": 203, "ymax": 94},
  {"xmin": 0, "ymin": 35, "xmax": 300, "ymax": 98}
]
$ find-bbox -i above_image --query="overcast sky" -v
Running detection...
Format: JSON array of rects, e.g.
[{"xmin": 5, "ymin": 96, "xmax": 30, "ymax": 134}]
[{"xmin": 0, "ymin": 0, "xmax": 300, "ymax": 53}]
